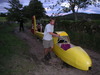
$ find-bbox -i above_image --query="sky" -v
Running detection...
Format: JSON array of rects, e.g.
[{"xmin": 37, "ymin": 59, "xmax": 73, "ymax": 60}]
[{"xmin": 0, "ymin": 0, "xmax": 100, "ymax": 16}]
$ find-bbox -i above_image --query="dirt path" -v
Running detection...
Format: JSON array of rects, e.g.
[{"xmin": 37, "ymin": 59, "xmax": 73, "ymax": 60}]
[{"xmin": 14, "ymin": 27, "xmax": 100, "ymax": 75}]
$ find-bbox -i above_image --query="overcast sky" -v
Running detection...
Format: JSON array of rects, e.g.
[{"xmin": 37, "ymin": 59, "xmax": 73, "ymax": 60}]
[{"xmin": 0, "ymin": 0, "xmax": 100, "ymax": 16}]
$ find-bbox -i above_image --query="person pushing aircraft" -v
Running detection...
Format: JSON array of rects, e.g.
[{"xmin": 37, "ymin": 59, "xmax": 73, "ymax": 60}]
[{"xmin": 43, "ymin": 18, "xmax": 60, "ymax": 62}]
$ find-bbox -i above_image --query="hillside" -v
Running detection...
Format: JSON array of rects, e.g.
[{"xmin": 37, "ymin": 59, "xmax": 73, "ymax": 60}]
[{"xmin": 57, "ymin": 13, "xmax": 100, "ymax": 20}]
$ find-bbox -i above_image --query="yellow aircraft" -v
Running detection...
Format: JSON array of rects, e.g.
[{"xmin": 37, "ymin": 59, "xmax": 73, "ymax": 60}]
[{"xmin": 31, "ymin": 16, "xmax": 92, "ymax": 71}]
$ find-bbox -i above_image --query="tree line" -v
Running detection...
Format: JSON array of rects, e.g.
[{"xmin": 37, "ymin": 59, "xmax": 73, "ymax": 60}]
[
  {"xmin": 5, "ymin": 0, "xmax": 46, "ymax": 22},
  {"xmin": 4, "ymin": 0, "xmax": 100, "ymax": 21},
  {"xmin": 0, "ymin": 13, "xmax": 7, "ymax": 17},
  {"xmin": 45, "ymin": 0, "xmax": 100, "ymax": 20},
  {"xmin": 55, "ymin": 13, "xmax": 100, "ymax": 20}
]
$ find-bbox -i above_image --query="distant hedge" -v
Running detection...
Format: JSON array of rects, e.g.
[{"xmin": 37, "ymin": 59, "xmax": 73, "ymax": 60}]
[
  {"xmin": 55, "ymin": 20, "xmax": 100, "ymax": 34},
  {"xmin": 55, "ymin": 20, "xmax": 100, "ymax": 52}
]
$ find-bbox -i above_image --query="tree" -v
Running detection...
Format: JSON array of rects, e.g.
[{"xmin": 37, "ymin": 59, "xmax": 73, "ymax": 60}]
[
  {"xmin": 92, "ymin": 0, "xmax": 100, "ymax": 7},
  {"xmin": 5, "ymin": 0, "xmax": 23, "ymax": 21},
  {"xmin": 67, "ymin": 0, "xmax": 92, "ymax": 20},
  {"xmin": 22, "ymin": 6, "xmax": 30, "ymax": 19},
  {"xmin": 27, "ymin": 0, "xmax": 46, "ymax": 19},
  {"xmin": 45, "ymin": 0, "xmax": 99, "ymax": 20},
  {"xmin": 0, "ymin": 13, "xmax": 6, "ymax": 17}
]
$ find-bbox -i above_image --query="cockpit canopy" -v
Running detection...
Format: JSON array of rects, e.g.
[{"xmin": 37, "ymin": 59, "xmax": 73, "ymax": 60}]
[
  {"xmin": 53, "ymin": 31, "xmax": 70, "ymax": 44},
  {"xmin": 56, "ymin": 31, "xmax": 70, "ymax": 43},
  {"xmin": 56, "ymin": 31, "xmax": 68, "ymax": 36},
  {"xmin": 55, "ymin": 31, "xmax": 71, "ymax": 50}
]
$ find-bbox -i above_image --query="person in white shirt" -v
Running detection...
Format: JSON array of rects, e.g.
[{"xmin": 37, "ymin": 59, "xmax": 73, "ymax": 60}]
[{"xmin": 43, "ymin": 18, "xmax": 60, "ymax": 61}]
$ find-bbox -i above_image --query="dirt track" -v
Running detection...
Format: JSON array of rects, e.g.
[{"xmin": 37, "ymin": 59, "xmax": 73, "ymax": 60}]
[{"xmin": 14, "ymin": 27, "xmax": 100, "ymax": 75}]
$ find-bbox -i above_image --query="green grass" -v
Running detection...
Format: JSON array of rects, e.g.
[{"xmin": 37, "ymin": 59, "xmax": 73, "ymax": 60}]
[
  {"xmin": 0, "ymin": 17, "xmax": 6, "ymax": 22},
  {"xmin": 93, "ymin": 20, "xmax": 100, "ymax": 25},
  {"xmin": 0, "ymin": 22, "xmax": 35, "ymax": 75},
  {"xmin": 67, "ymin": 31, "xmax": 100, "ymax": 52}
]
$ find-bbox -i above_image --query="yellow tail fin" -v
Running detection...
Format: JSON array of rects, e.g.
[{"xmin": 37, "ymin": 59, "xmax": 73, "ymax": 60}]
[{"xmin": 32, "ymin": 16, "xmax": 37, "ymax": 33}]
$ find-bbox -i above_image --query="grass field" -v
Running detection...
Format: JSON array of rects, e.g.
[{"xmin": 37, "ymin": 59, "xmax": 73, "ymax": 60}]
[
  {"xmin": 0, "ymin": 18, "xmax": 99, "ymax": 74},
  {"xmin": 0, "ymin": 17, "xmax": 6, "ymax": 22},
  {"xmin": 0, "ymin": 22, "xmax": 35, "ymax": 75}
]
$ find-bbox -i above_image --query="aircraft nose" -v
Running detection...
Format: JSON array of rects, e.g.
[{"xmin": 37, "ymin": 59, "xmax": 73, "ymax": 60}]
[{"xmin": 89, "ymin": 67, "xmax": 92, "ymax": 70}]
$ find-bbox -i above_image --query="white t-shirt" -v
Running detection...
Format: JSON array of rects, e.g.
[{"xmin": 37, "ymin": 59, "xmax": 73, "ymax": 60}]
[{"xmin": 43, "ymin": 24, "xmax": 54, "ymax": 40}]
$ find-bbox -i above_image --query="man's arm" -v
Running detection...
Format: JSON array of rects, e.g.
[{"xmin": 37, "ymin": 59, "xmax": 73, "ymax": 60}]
[{"xmin": 49, "ymin": 32, "xmax": 60, "ymax": 37}]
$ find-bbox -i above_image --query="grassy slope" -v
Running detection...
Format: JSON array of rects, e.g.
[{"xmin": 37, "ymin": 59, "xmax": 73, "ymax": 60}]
[
  {"xmin": 0, "ymin": 22, "xmax": 35, "ymax": 75},
  {"xmin": 0, "ymin": 17, "xmax": 6, "ymax": 22}
]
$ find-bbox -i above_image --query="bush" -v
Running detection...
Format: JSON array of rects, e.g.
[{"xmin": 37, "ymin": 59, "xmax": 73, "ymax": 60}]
[{"xmin": 55, "ymin": 20, "xmax": 100, "ymax": 52}]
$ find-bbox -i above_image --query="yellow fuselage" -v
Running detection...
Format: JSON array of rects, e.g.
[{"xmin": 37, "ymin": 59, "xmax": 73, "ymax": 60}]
[
  {"xmin": 32, "ymin": 16, "xmax": 92, "ymax": 71},
  {"xmin": 33, "ymin": 31, "xmax": 92, "ymax": 71}
]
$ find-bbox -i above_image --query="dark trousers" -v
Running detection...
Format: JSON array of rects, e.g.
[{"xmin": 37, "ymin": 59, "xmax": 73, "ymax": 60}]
[{"xmin": 19, "ymin": 24, "xmax": 24, "ymax": 31}]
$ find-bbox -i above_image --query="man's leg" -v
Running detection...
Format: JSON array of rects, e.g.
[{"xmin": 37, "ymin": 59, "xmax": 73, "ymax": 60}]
[
  {"xmin": 44, "ymin": 48, "xmax": 49, "ymax": 56},
  {"xmin": 42, "ymin": 48, "xmax": 51, "ymax": 65},
  {"xmin": 44, "ymin": 48, "xmax": 49, "ymax": 60},
  {"xmin": 43, "ymin": 40, "xmax": 53, "ymax": 61},
  {"xmin": 19, "ymin": 25, "xmax": 21, "ymax": 31},
  {"xmin": 47, "ymin": 40, "xmax": 54, "ymax": 59},
  {"xmin": 22, "ymin": 25, "xmax": 24, "ymax": 31},
  {"xmin": 47, "ymin": 47, "xmax": 53, "ymax": 59}
]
